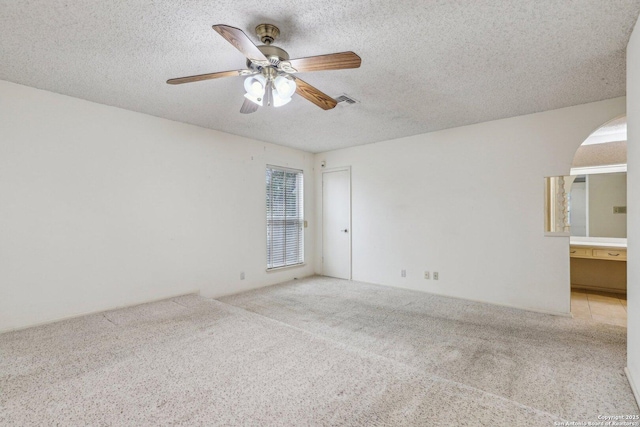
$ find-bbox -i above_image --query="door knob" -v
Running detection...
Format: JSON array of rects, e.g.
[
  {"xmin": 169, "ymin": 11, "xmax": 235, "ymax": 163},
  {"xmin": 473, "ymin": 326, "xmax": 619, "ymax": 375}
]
[{"xmin": 341, "ymin": 229, "xmax": 349, "ymax": 233}]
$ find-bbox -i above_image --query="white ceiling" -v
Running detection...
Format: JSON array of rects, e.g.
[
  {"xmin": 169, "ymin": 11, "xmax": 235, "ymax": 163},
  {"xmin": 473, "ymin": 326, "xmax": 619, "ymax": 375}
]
[{"xmin": 2, "ymin": 1, "xmax": 639, "ymax": 153}]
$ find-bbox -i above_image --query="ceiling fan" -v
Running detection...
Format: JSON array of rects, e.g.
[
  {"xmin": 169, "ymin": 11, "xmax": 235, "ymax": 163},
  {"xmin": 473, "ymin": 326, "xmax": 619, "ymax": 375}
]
[{"xmin": 167, "ymin": 24, "xmax": 361, "ymax": 114}]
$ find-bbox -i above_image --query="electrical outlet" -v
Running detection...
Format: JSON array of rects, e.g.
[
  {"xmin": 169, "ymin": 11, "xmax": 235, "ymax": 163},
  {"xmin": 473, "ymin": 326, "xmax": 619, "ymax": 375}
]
[
  {"xmin": 434, "ymin": 272, "xmax": 439, "ymax": 280},
  {"xmin": 401, "ymin": 269, "xmax": 406, "ymax": 278},
  {"xmin": 240, "ymin": 272, "xmax": 245, "ymax": 280},
  {"xmin": 424, "ymin": 271, "xmax": 430, "ymax": 279}
]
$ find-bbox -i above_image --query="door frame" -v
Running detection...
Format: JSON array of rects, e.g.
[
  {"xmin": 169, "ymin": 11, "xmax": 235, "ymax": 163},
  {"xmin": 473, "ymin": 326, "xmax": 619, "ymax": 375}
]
[{"xmin": 321, "ymin": 166, "xmax": 352, "ymax": 279}]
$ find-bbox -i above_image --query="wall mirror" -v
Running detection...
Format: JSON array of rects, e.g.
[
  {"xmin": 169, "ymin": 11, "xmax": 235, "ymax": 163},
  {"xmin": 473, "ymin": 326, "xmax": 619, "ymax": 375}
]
[
  {"xmin": 568, "ymin": 171, "xmax": 626, "ymax": 238},
  {"xmin": 545, "ymin": 168, "xmax": 627, "ymax": 238}
]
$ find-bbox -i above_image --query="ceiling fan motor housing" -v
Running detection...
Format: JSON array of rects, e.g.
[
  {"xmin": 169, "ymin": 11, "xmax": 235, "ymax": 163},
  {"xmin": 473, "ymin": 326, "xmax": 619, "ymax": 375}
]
[{"xmin": 248, "ymin": 45, "xmax": 290, "ymax": 69}]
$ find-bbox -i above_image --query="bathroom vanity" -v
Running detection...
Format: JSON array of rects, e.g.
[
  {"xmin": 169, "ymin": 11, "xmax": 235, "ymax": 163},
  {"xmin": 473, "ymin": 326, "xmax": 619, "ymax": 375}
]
[{"xmin": 570, "ymin": 237, "xmax": 627, "ymax": 294}]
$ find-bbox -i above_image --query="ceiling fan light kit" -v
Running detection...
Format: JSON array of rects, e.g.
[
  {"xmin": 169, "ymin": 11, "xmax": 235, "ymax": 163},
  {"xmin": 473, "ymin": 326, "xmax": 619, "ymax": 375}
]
[
  {"xmin": 243, "ymin": 74, "xmax": 266, "ymax": 106},
  {"xmin": 167, "ymin": 23, "xmax": 361, "ymax": 114},
  {"xmin": 242, "ymin": 66, "xmax": 295, "ymax": 107}
]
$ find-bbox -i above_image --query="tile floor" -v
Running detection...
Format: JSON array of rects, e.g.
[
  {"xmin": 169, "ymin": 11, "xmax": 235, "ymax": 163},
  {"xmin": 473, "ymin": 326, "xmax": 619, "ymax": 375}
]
[{"xmin": 571, "ymin": 289, "xmax": 627, "ymax": 327}]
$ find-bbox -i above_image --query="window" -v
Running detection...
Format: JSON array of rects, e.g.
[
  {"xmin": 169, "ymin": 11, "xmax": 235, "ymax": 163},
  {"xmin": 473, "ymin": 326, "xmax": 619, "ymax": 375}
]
[{"xmin": 266, "ymin": 166, "xmax": 304, "ymax": 269}]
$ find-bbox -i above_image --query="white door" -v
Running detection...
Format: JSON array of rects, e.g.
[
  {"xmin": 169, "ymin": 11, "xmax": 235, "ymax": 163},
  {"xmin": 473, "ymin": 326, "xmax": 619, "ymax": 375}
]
[{"xmin": 322, "ymin": 169, "xmax": 351, "ymax": 279}]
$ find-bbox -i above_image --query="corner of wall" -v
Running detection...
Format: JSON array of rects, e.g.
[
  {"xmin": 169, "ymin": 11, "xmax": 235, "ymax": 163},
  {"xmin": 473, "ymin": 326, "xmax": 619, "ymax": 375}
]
[{"xmin": 626, "ymin": 14, "xmax": 640, "ymax": 407}]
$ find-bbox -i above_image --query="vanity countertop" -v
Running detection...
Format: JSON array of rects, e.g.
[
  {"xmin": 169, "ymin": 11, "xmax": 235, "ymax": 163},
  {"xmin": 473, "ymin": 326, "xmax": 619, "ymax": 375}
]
[{"xmin": 570, "ymin": 237, "xmax": 627, "ymax": 248}]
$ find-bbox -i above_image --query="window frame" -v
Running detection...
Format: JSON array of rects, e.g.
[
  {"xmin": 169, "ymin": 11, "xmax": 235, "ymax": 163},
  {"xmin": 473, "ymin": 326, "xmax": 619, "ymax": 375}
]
[{"xmin": 266, "ymin": 165, "xmax": 304, "ymax": 270}]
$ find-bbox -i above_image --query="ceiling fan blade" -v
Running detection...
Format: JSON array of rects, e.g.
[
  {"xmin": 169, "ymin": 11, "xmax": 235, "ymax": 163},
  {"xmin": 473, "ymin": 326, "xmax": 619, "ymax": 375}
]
[
  {"xmin": 212, "ymin": 25, "xmax": 271, "ymax": 67},
  {"xmin": 166, "ymin": 69, "xmax": 254, "ymax": 85},
  {"xmin": 240, "ymin": 98, "xmax": 259, "ymax": 114},
  {"xmin": 293, "ymin": 78, "xmax": 337, "ymax": 110},
  {"xmin": 280, "ymin": 52, "xmax": 361, "ymax": 73}
]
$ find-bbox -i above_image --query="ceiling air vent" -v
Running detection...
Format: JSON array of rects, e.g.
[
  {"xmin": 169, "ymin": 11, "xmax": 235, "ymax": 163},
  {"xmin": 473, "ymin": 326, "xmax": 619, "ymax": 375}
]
[{"xmin": 335, "ymin": 94, "xmax": 359, "ymax": 105}]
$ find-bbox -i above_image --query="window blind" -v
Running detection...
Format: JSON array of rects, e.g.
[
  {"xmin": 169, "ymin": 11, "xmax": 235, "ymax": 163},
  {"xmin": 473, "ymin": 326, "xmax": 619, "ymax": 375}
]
[{"xmin": 266, "ymin": 166, "xmax": 304, "ymax": 269}]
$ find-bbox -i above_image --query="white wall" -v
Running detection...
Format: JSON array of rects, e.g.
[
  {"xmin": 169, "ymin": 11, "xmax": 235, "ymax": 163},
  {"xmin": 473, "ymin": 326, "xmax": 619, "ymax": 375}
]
[
  {"xmin": 627, "ymin": 17, "xmax": 640, "ymax": 405},
  {"xmin": 588, "ymin": 173, "xmax": 627, "ymax": 238},
  {"xmin": 315, "ymin": 97, "xmax": 625, "ymax": 315},
  {"xmin": 0, "ymin": 81, "xmax": 315, "ymax": 332}
]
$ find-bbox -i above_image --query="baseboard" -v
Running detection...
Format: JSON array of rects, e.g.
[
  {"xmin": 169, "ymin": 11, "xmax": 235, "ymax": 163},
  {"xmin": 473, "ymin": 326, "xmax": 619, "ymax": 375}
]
[
  {"xmin": 443, "ymin": 295, "xmax": 573, "ymax": 318},
  {"xmin": 0, "ymin": 289, "xmax": 200, "ymax": 335},
  {"xmin": 571, "ymin": 285, "xmax": 626, "ymax": 295},
  {"xmin": 210, "ymin": 272, "xmax": 318, "ymax": 299},
  {"xmin": 369, "ymin": 280, "xmax": 573, "ymax": 318},
  {"xmin": 626, "ymin": 367, "xmax": 640, "ymax": 407}
]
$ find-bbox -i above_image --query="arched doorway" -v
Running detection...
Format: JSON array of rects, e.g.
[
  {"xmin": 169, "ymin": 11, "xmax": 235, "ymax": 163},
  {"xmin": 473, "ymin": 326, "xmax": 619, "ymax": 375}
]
[{"xmin": 568, "ymin": 116, "xmax": 628, "ymax": 326}]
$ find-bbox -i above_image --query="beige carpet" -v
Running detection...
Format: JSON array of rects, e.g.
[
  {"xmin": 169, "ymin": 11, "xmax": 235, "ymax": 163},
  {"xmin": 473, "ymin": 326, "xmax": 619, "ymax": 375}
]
[
  {"xmin": 220, "ymin": 276, "xmax": 640, "ymax": 422},
  {"xmin": 1, "ymin": 293, "xmax": 563, "ymax": 426},
  {"xmin": 1, "ymin": 276, "xmax": 637, "ymax": 425}
]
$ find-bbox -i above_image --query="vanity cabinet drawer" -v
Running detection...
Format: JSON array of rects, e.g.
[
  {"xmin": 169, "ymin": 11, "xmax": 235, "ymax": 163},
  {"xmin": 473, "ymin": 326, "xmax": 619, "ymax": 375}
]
[
  {"xmin": 569, "ymin": 247, "xmax": 591, "ymax": 258},
  {"xmin": 592, "ymin": 249, "xmax": 627, "ymax": 261}
]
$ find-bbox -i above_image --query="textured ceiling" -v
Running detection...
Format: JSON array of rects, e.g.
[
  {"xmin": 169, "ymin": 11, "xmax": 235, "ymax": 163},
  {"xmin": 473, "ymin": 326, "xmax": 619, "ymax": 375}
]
[
  {"xmin": 582, "ymin": 116, "xmax": 627, "ymax": 145},
  {"xmin": 1, "ymin": 1, "xmax": 640, "ymax": 153},
  {"xmin": 572, "ymin": 141, "xmax": 627, "ymax": 168}
]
